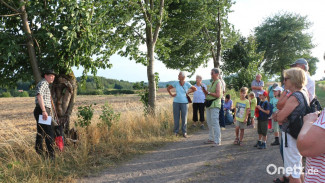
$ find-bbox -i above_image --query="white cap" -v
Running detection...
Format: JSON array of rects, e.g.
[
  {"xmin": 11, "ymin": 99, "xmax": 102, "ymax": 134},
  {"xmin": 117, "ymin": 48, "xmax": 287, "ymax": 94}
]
[{"xmin": 273, "ymin": 86, "xmax": 284, "ymax": 92}]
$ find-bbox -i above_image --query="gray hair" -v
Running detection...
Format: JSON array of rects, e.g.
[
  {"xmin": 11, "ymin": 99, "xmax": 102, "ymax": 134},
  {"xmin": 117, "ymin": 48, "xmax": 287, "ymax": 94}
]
[
  {"xmin": 211, "ymin": 68, "xmax": 221, "ymax": 75},
  {"xmin": 196, "ymin": 75, "xmax": 202, "ymax": 80},
  {"xmin": 179, "ymin": 71, "xmax": 186, "ymax": 78}
]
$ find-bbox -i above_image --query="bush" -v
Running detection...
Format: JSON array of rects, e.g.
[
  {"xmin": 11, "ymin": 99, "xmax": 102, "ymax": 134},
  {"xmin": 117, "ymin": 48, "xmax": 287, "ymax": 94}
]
[
  {"xmin": 103, "ymin": 89, "xmax": 135, "ymax": 95},
  {"xmin": 99, "ymin": 103, "xmax": 120, "ymax": 129},
  {"xmin": 75, "ymin": 104, "xmax": 94, "ymax": 128},
  {"xmin": 1, "ymin": 92, "xmax": 12, "ymax": 98},
  {"xmin": 18, "ymin": 91, "xmax": 29, "ymax": 97}
]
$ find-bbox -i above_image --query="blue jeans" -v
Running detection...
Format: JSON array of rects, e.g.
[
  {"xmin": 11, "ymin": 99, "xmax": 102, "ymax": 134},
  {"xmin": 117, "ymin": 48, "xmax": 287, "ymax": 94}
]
[
  {"xmin": 219, "ymin": 99, "xmax": 225, "ymax": 127},
  {"xmin": 206, "ymin": 107, "xmax": 221, "ymax": 144},
  {"xmin": 173, "ymin": 102, "xmax": 188, "ymax": 134}
]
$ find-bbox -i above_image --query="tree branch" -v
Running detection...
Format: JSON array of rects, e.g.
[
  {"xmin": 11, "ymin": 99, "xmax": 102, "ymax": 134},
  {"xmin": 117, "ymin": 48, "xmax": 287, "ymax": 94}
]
[
  {"xmin": 134, "ymin": 29, "xmax": 146, "ymax": 43},
  {"xmin": 0, "ymin": 0, "xmax": 20, "ymax": 13},
  {"xmin": 153, "ymin": 0, "xmax": 164, "ymax": 44},
  {"xmin": 0, "ymin": 13, "xmax": 22, "ymax": 17},
  {"xmin": 138, "ymin": 0, "xmax": 150, "ymax": 24}
]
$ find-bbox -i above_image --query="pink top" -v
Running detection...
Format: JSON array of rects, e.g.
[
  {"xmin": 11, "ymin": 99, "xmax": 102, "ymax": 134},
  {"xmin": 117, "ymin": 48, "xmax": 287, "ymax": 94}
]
[{"xmin": 305, "ymin": 110, "xmax": 325, "ymax": 183}]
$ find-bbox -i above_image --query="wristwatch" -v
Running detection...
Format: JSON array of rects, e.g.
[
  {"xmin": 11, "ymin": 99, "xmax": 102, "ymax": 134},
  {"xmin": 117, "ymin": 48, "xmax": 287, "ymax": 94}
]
[{"xmin": 208, "ymin": 92, "xmax": 210, "ymax": 95}]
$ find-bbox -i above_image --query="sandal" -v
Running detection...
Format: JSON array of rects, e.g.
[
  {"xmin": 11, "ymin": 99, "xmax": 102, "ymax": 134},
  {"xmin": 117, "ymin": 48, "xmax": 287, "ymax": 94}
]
[
  {"xmin": 238, "ymin": 141, "xmax": 243, "ymax": 146},
  {"xmin": 273, "ymin": 176, "xmax": 289, "ymax": 183},
  {"xmin": 233, "ymin": 138, "xmax": 239, "ymax": 145}
]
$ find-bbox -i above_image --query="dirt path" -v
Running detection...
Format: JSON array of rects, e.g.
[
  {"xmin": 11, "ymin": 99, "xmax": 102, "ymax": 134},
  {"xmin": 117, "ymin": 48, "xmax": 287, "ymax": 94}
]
[{"xmin": 81, "ymin": 124, "xmax": 283, "ymax": 183}]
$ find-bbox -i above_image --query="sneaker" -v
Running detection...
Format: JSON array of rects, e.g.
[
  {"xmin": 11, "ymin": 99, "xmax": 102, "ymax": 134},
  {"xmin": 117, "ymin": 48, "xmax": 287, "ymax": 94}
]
[
  {"xmin": 200, "ymin": 125, "xmax": 205, "ymax": 130},
  {"xmin": 254, "ymin": 140, "xmax": 261, "ymax": 147},
  {"xmin": 175, "ymin": 133, "xmax": 179, "ymax": 137},
  {"xmin": 183, "ymin": 133, "xmax": 187, "ymax": 138},
  {"xmin": 211, "ymin": 142, "xmax": 221, "ymax": 147},
  {"xmin": 271, "ymin": 140, "xmax": 280, "ymax": 146},
  {"xmin": 221, "ymin": 127, "xmax": 226, "ymax": 130},
  {"xmin": 191, "ymin": 124, "xmax": 197, "ymax": 128},
  {"xmin": 258, "ymin": 142, "xmax": 267, "ymax": 149},
  {"xmin": 204, "ymin": 140, "xmax": 215, "ymax": 144}
]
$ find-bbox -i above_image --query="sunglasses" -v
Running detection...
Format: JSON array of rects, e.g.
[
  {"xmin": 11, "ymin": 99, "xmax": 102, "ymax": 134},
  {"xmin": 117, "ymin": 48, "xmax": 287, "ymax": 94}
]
[{"xmin": 284, "ymin": 77, "xmax": 290, "ymax": 82}]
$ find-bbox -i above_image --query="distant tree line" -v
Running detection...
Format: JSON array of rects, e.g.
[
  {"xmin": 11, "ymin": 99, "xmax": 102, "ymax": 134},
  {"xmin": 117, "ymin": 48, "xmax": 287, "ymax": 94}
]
[{"xmin": 0, "ymin": 76, "xmax": 137, "ymax": 97}]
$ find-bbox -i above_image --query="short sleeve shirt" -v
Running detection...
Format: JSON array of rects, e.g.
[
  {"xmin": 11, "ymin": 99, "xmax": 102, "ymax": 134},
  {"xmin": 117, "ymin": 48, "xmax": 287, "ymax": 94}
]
[
  {"xmin": 172, "ymin": 81, "xmax": 192, "ymax": 103},
  {"xmin": 258, "ymin": 100, "xmax": 270, "ymax": 121},
  {"xmin": 306, "ymin": 73, "xmax": 315, "ymax": 102},
  {"xmin": 304, "ymin": 110, "xmax": 325, "ymax": 183},
  {"xmin": 251, "ymin": 80, "xmax": 264, "ymax": 97},
  {"xmin": 35, "ymin": 79, "xmax": 52, "ymax": 108},
  {"xmin": 234, "ymin": 99, "xmax": 250, "ymax": 122},
  {"xmin": 224, "ymin": 99, "xmax": 232, "ymax": 110},
  {"xmin": 193, "ymin": 84, "xmax": 207, "ymax": 103},
  {"xmin": 250, "ymin": 98, "xmax": 257, "ymax": 111},
  {"xmin": 269, "ymin": 97, "xmax": 279, "ymax": 113}
]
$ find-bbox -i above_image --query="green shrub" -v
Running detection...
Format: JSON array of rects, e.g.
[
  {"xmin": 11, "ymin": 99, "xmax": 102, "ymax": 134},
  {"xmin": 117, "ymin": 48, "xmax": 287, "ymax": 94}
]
[
  {"xmin": 19, "ymin": 91, "xmax": 29, "ymax": 97},
  {"xmin": 99, "ymin": 103, "xmax": 120, "ymax": 129},
  {"xmin": 104, "ymin": 89, "xmax": 135, "ymax": 95},
  {"xmin": 1, "ymin": 92, "xmax": 12, "ymax": 98},
  {"xmin": 75, "ymin": 104, "xmax": 94, "ymax": 128}
]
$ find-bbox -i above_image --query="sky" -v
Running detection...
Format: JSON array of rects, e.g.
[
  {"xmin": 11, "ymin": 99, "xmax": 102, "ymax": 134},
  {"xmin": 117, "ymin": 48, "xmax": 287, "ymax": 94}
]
[{"xmin": 73, "ymin": 0, "xmax": 325, "ymax": 82}]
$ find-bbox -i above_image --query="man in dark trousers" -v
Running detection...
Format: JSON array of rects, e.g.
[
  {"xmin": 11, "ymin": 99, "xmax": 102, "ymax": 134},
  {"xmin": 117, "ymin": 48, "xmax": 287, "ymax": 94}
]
[{"xmin": 34, "ymin": 69, "xmax": 56, "ymax": 160}]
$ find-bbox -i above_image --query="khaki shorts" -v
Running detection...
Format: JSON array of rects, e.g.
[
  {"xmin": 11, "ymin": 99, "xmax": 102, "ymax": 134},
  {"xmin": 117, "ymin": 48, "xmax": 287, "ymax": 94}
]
[
  {"xmin": 236, "ymin": 121, "xmax": 246, "ymax": 130},
  {"xmin": 257, "ymin": 119, "xmax": 268, "ymax": 136},
  {"xmin": 272, "ymin": 119, "xmax": 280, "ymax": 132}
]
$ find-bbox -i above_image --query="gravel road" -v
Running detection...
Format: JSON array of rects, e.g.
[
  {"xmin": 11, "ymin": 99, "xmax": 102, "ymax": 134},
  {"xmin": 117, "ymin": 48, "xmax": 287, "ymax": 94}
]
[{"xmin": 81, "ymin": 124, "xmax": 283, "ymax": 183}]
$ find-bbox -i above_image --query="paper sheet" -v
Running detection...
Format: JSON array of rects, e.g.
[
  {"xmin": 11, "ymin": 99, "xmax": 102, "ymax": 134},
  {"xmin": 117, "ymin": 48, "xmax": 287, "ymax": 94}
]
[{"xmin": 38, "ymin": 115, "xmax": 52, "ymax": 125}]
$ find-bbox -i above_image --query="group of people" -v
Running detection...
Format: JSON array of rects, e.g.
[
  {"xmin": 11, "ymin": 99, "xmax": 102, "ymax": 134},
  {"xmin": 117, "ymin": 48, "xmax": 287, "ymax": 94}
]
[
  {"xmin": 167, "ymin": 68, "xmax": 225, "ymax": 145},
  {"xmin": 167, "ymin": 58, "xmax": 325, "ymax": 183},
  {"xmin": 34, "ymin": 57, "xmax": 324, "ymax": 182}
]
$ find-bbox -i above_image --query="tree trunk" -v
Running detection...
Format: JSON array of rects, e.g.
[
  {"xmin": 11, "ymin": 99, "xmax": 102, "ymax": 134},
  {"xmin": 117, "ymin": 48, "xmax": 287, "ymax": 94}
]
[
  {"xmin": 51, "ymin": 72, "xmax": 77, "ymax": 136},
  {"xmin": 147, "ymin": 45, "xmax": 156, "ymax": 114},
  {"xmin": 20, "ymin": 1, "xmax": 42, "ymax": 83},
  {"xmin": 203, "ymin": 26, "xmax": 218, "ymax": 67},
  {"xmin": 215, "ymin": 5, "xmax": 222, "ymax": 68}
]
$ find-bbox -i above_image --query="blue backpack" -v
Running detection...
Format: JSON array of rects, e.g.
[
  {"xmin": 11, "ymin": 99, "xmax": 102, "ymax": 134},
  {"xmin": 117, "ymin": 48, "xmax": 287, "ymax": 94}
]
[{"xmin": 261, "ymin": 101, "xmax": 273, "ymax": 117}]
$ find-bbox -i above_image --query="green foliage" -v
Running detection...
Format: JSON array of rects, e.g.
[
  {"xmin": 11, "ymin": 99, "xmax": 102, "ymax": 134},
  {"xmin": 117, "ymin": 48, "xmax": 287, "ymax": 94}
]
[
  {"xmin": 104, "ymin": 89, "xmax": 135, "ymax": 95},
  {"xmin": 138, "ymin": 72, "xmax": 160, "ymax": 115},
  {"xmin": 0, "ymin": 1, "xmax": 120, "ymax": 87},
  {"xmin": 222, "ymin": 36, "xmax": 264, "ymax": 90},
  {"xmin": 77, "ymin": 76, "xmax": 134, "ymax": 95},
  {"xmin": 1, "ymin": 92, "xmax": 12, "ymax": 98},
  {"xmin": 75, "ymin": 104, "xmax": 94, "ymax": 128},
  {"xmin": 18, "ymin": 91, "xmax": 29, "ymax": 97},
  {"xmin": 255, "ymin": 12, "xmax": 318, "ymax": 80},
  {"xmin": 157, "ymin": 0, "xmax": 239, "ymax": 72},
  {"xmin": 99, "ymin": 103, "xmax": 120, "ymax": 129}
]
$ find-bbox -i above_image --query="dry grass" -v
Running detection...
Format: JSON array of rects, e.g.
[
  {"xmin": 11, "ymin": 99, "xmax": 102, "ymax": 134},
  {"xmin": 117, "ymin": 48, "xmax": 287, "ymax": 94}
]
[{"xmin": 0, "ymin": 92, "xmax": 194, "ymax": 182}]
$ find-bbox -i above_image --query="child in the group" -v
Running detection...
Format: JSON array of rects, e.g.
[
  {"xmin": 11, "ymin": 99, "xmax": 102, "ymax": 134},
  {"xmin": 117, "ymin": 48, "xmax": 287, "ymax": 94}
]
[
  {"xmin": 248, "ymin": 92, "xmax": 257, "ymax": 128},
  {"xmin": 269, "ymin": 86, "xmax": 282, "ymax": 146},
  {"xmin": 224, "ymin": 94, "xmax": 233, "ymax": 125},
  {"xmin": 233, "ymin": 87, "xmax": 250, "ymax": 146},
  {"xmin": 254, "ymin": 90, "xmax": 270, "ymax": 149}
]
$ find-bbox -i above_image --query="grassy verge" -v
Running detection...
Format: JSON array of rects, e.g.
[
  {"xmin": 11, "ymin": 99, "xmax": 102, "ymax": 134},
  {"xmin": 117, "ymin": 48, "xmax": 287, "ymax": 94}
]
[{"xmin": 0, "ymin": 102, "xmax": 185, "ymax": 182}]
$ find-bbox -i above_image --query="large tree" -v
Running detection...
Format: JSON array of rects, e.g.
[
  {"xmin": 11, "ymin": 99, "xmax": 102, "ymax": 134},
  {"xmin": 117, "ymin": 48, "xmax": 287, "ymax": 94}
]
[
  {"xmin": 255, "ymin": 12, "xmax": 319, "ymax": 81},
  {"xmin": 222, "ymin": 35, "xmax": 264, "ymax": 90},
  {"xmin": 0, "ymin": 0, "xmax": 119, "ymax": 133},
  {"xmin": 103, "ymin": 0, "xmax": 167, "ymax": 114},
  {"xmin": 157, "ymin": 0, "xmax": 238, "ymax": 72}
]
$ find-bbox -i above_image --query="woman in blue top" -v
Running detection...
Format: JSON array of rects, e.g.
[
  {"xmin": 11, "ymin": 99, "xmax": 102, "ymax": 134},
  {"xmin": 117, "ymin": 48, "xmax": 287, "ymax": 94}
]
[{"xmin": 167, "ymin": 71, "xmax": 197, "ymax": 138}]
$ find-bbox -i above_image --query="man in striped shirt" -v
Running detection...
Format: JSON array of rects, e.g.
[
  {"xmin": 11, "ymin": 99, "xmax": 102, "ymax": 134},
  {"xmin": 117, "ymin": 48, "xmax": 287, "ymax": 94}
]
[{"xmin": 297, "ymin": 110, "xmax": 325, "ymax": 183}]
